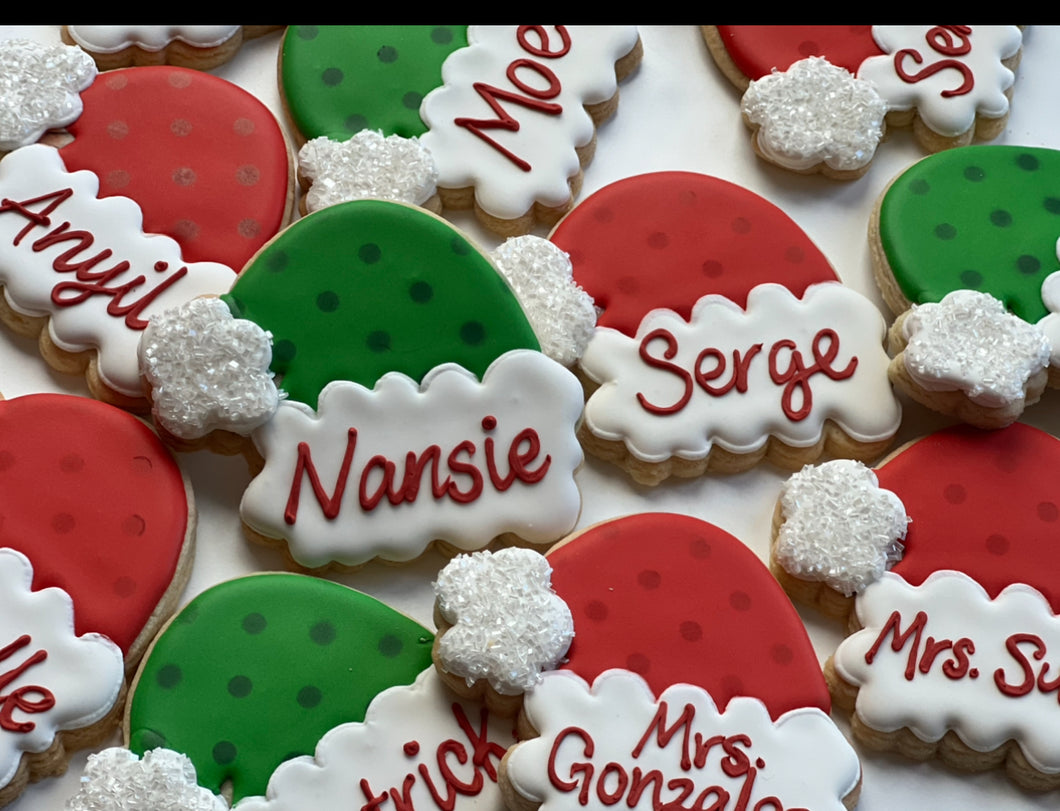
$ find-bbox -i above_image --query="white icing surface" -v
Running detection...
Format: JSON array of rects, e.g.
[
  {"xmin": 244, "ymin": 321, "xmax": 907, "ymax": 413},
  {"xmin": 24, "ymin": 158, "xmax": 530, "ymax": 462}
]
[
  {"xmin": 507, "ymin": 669, "xmax": 860, "ymax": 811},
  {"xmin": 234, "ymin": 668, "xmax": 515, "ymax": 811},
  {"xmin": 0, "ymin": 145, "xmax": 235, "ymax": 397},
  {"xmin": 67, "ymin": 747, "xmax": 227, "ymax": 811},
  {"xmin": 777, "ymin": 459, "xmax": 907, "ymax": 596},
  {"xmin": 489, "ymin": 235, "xmax": 595, "ymax": 367},
  {"xmin": 579, "ymin": 282, "xmax": 900, "ymax": 461},
  {"xmin": 139, "ymin": 297, "xmax": 281, "ymax": 440},
  {"xmin": 434, "ymin": 548, "xmax": 573, "ymax": 695},
  {"xmin": 837, "ymin": 570, "xmax": 1060, "ymax": 772},
  {"xmin": 65, "ymin": 26, "xmax": 242, "ymax": 54},
  {"xmin": 0, "ymin": 548, "xmax": 123, "ymax": 791},
  {"xmin": 0, "ymin": 40, "xmax": 96, "ymax": 152},
  {"xmin": 298, "ymin": 131, "xmax": 438, "ymax": 213},
  {"xmin": 859, "ymin": 26, "xmax": 1021, "ymax": 137},
  {"xmin": 742, "ymin": 56, "xmax": 886, "ymax": 172},
  {"xmin": 420, "ymin": 26, "xmax": 639, "ymax": 220},
  {"xmin": 1035, "ymin": 263, "xmax": 1060, "ymax": 366},
  {"xmin": 901, "ymin": 289, "xmax": 1050, "ymax": 408},
  {"xmin": 242, "ymin": 350, "xmax": 584, "ymax": 569}
]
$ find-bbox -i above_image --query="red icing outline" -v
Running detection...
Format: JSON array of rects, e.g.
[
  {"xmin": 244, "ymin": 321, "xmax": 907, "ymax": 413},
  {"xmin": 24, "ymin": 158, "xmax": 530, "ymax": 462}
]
[
  {"xmin": 549, "ymin": 172, "xmax": 838, "ymax": 337},
  {"xmin": 547, "ymin": 513, "xmax": 830, "ymax": 720},
  {"xmin": 714, "ymin": 26, "xmax": 883, "ymax": 80},
  {"xmin": 876, "ymin": 423, "xmax": 1060, "ymax": 613},
  {"xmin": 60, "ymin": 66, "xmax": 290, "ymax": 272},
  {"xmin": 0, "ymin": 394, "xmax": 188, "ymax": 656}
]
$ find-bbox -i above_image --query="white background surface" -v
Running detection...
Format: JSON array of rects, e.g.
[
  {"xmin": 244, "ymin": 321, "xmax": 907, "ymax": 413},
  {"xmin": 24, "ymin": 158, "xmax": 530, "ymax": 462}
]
[{"xmin": 2, "ymin": 24, "xmax": 1060, "ymax": 811}]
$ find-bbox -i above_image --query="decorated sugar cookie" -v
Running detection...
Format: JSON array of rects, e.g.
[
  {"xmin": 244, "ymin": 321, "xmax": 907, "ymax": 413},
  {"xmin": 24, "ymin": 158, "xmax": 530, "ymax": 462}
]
[
  {"xmin": 703, "ymin": 26, "xmax": 1021, "ymax": 176},
  {"xmin": 280, "ymin": 26, "xmax": 642, "ymax": 235},
  {"xmin": 0, "ymin": 392, "xmax": 194, "ymax": 805},
  {"xmin": 61, "ymin": 26, "xmax": 281, "ymax": 71},
  {"xmin": 125, "ymin": 573, "xmax": 435, "ymax": 803},
  {"xmin": 140, "ymin": 200, "xmax": 585, "ymax": 570},
  {"xmin": 773, "ymin": 423, "xmax": 1060, "ymax": 789},
  {"xmin": 499, "ymin": 514, "xmax": 861, "ymax": 811},
  {"xmin": 549, "ymin": 171, "xmax": 900, "ymax": 484},
  {"xmin": 872, "ymin": 144, "xmax": 1060, "ymax": 427}
]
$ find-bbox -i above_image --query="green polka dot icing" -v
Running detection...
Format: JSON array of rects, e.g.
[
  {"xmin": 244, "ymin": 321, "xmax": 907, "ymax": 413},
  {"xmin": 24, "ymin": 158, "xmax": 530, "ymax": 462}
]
[
  {"xmin": 879, "ymin": 145, "xmax": 1060, "ymax": 323},
  {"xmin": 126, "ymin": 573, "xmax": 434, "ymax": 802},
  {"xmin": 221, "ymin": 200, "xmax": 539, "ymax": 406},
  {"xmin": 281, "ymin": 26, "xmax": 468, "ymax": 141}
]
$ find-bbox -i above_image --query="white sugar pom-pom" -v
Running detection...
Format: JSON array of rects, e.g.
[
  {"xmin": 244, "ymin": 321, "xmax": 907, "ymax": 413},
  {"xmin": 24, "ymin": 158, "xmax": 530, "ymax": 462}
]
[
  {"xmin": 0, "ymin": 39, "xmax": 97, "ymax": 152},
  {"xmin": 434, "ymin": 547, "xmax": 574, "ymax": 695},
  {"xmin": 742, "ymin": 56, "xmax": 886, "ymax": 173},
  {"xmin": 298, "ymin": 131, "xmax": 438, "ymax": 213},
  {"xmin": 903, "ymin": 290, "xmax": 1051, "ymax": 407},
  {"xmin": 66, "ymin": 747, "xmax": 227, "ymax": 811},
  {"xmin": 490, "ymin": 236, "xmax": 596, "ymax": 367},
  {"xmin": 139, "ymin": 297, "xmax": 280, "ymax": 440},
  {"xmin": 777, "ymin": 459, "xmax": 907, "ymax": 596}
]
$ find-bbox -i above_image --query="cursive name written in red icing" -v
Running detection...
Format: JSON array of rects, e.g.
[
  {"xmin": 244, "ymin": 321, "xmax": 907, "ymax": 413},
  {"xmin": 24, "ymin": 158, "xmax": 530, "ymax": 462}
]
[
  {"xmin": 636, "ymin": 328, "xmax": 857, "ymax": 421},
  {"xmin": 0, "ymin": 634, "xmax": 54, "ymax": 733},
  {"xmin": 864, "ymin": 610, "xmax": 977, "ymax": 682},
  {"xmin": 284, "ymin": 415, "xmax": 551, "ymax": 524},
  {"xmin": 893, "ymin": 25, "xmax": 975, "ymax": 97},
  {"xmin": 454, "ymin": 26, "xmax": 571, "ymax": 172},
  {"xmin": 359, "ymin": 702, "xmax": 506, "ymax": 811},
  {"xmin": 0, "ymin": 188, "xmax": 190, "ymax": 330}
]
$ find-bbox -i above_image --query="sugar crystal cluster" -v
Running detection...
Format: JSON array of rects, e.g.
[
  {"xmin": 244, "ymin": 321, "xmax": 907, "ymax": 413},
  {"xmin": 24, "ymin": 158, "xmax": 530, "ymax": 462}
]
[
  {"xmin": 777, "ymin": 459, "xmax": 907, "ymax": 596},
  {"xmin": 433, "ymin": 547, "xmax": 574, "ymax": 695},
  {"xmin": 67, "ymin": 747, "xmax": 227, "ymax": 811},
  {"xmin": 490, "ymin": 236, "xmax": 596, "ymax": 367},
  {"xmin": 903, "ymin": 290, "xmax": 1051, "ymax": 407},
  {"xmin": 742, "ymin": 56, "xmax": 886, "ymax": 173},
  {"xmin": 0, "ymin": 39, "xmax": 96, "ymax": 152},
  {"xmin": 298, "ymin": 130, "xmax": 438, "ymax": 213},
  {"xmin": 139, "ymin": 297, "xmax": 280, "ymax": 440}
]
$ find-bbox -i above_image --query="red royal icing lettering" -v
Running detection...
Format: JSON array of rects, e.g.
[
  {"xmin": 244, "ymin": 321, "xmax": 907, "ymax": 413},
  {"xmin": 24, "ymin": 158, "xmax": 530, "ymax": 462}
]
[
  {"xmin": 994, "ymin": 633, "xmax": 1060, "ymax": 703},
  {"xmin": 865, "ymin": 610, "xmax": 978, "ymax": 684},
  {"xmin": 0, "ymin": 635, "xmax": 54, "ymax": 734},
  {"xmin": 894, "ymin": 25, "xmax": 975, "ymax": 97}
]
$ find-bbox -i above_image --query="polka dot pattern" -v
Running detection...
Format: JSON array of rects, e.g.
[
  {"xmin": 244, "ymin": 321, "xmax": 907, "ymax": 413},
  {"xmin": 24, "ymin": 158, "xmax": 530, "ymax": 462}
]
[
  {"xmin": 549, "ymin": 514, "xmax": 830, "ymax": 720},
  {"xmin": 714, "ymin": 25, "xmax": 883, "ymax": 80}
]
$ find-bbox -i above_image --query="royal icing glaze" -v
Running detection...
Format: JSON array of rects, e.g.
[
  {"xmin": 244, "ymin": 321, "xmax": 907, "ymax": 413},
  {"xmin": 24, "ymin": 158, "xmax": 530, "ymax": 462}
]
[
  {"xmin": 65, "ymin": 26, "xmax": 242, "ymax": 54},
  {"xmin": 0, "ymin": 39, "xmax": 96, "ymax": 153},
  {"xmin": 242, "ymin": 350, "xmax": 584, "ymax": 569},
  {"xmin": 235, "ymin": 667, "xmax": 514, "ymax": 811},
  {"xmin": 0, "ymin": 144, "xmax": 234, "ymax": 397},
  {"xmin": 0, "ymin": 393, "xmax": 189, "ymax": 659},
  {"xmin": 548, "ymin": 514, "xmax": 832, "ymax": 721},
  {"xmin": 222, "ymin": 199, "xmax": 540, "ymax": 407},
  {"xmin": 858, "ymin": 26, "xmax": 1021, "ymax": 138},
  {"xmin": 877, "ymin": 145, "xmax": 1060, "ymax": 324},
  {"xmin": 59, "ymin": 66, "xmax": 290, "ymax": 270},
  {"xmin": 419, "ymin": 26, "xmax": 640, "ymax": 221},
  {"xmin": 506, "ymin": 669, "xmax": 860, "ymax": 811},
  {"xmin": 0, "ymin": 548, "xmax": 124, "ymax": 792},
  {"xmin": 280, "ymin": 26, "xmax": 469, "ymax": 141},
  {"xmin": 127, "ymin": 573, "xmax": 435, "ymax": 802},
  {"xmin": 712, "ymin": 26, "xmax": 882, "ymax": 80},
  {"xmin": 836, "ymin": 570, "xmax": 1060, "ymax": 772},
  {"xmin": 580, "ymin": 282, "xmax": 899, "ymax": 461}
]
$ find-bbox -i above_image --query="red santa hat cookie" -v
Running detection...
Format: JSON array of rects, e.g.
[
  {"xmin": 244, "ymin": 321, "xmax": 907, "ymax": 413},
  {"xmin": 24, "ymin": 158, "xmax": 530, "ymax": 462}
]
[
  {"xmin": 548, "ymin": 170, "xmax": 900, "ymax": 484},
  {"xmin": 0, "ymin": 392, "xmax": 193, "ymax": 805},
  {"xmin": 773, "ymin": 423, "xmax": 1060, "ymax": 789},
  {"xmin": 703, "ymin": 26, "xmax": 1021, "ymax": 178}
]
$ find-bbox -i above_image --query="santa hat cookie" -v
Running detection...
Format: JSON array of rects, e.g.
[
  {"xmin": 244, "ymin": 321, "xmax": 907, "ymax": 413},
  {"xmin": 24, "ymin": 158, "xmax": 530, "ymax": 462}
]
[
  {"xmin": 0, "ymin": 392, "xmax": 194, "ymax": 805},
  {"xmin": 773, "ymin": 423, "xmax": 1060, "ymax": 789},
  {"xmin": 872, "ymin": 144, "xmax": 1060, "ymax": 427},
  {"xmin": 279, "ymin": 26, "xmax": 642, "ymax": 235},
  {"xmin": 140, "ymin": 200, "xmax": 585, "ymax": 570},
  {"xmin": 703, "ymin": 26, "xmax": 1021, "ymax": 177},
  {"xmin": 548, "ymin": 170, "xmax": 900, "ymax": 485},
  {"xmin": 61, "ymin": 26, "xmax": 281, "ymax": 71},
  {"xmin": 498, "ymin": 514, "xmax": 861, "ymax": 811}
]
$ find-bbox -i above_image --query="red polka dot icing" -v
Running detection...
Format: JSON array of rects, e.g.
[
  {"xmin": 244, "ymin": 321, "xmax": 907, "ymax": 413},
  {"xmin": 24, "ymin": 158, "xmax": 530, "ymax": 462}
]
[
  {"xmin": 876, "ymin": 422, "xmax": 1060, "ymax": 612},
  {"xmin": 0, "ymin": 393, "xmax": 190, "ymax": 660},
  {"xmin": 549, "ymin": 172, "xmax": 838, "ymax": 335},
  {"xmin": 59, "ymin": 67, "xmax": 291, "ymax": 271},
  {"xmin": 713, "ymin": 26, "xmax": 882, "ymax": 81},
  {"xmin": 547, "ymin": 513, "xmax": 830, "ymax": 720}
]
